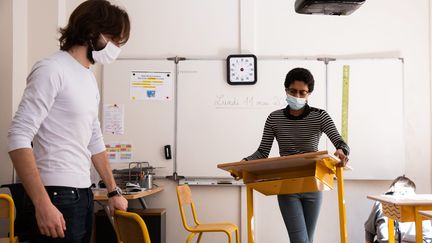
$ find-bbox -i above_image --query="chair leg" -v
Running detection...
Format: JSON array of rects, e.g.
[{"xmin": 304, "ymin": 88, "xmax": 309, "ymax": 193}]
[
  {"xmin": 226, "ymin": 231, "xmax": 233, "ymax": 243},
  {"xmin": 186, "ymin": 233, "xmax": 195, "ymax": 243},
  {"xmin": 197, "ymin": 232, "xmax": 203, "ymax": 243},
  {"xmin": 235, "ymin": 228, "xmax": 240, "ymax": 243}
]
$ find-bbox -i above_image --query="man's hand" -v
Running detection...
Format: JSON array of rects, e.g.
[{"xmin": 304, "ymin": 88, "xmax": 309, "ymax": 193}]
[
  {"xmin": 108, "ymin": 195, "xmax": 128, "ymax": 216},
  {"xmin": 334, "ymin": 149, "xmax": 349, "ymax": 167},
  {"xmin": 91, "ymin": 151, "xmax": 128, "ymax": 215},
  {"xmin": 35, "ymin": 201, "xmax": 66, "ymax": 238}
]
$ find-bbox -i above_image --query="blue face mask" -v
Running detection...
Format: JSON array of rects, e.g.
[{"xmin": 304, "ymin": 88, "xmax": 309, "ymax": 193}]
[{"xmin": 286, "ymin": 94, "xmax": 307, "ymax": 110}]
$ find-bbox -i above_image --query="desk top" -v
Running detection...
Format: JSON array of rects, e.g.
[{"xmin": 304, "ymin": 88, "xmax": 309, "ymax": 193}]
[
  {"xmin": 367, "ymin": 194, "xmax": 432, "ymax": 206},
  {"xmin": 93, "ymin": 186, "xmax": 163, "ymax": 201},
  {"xmin": 419, "ymin": 210, "xmax": 432, "ymax": 219},
  {"xmin": 218, "ymin": 151, "xmax": 340, "ymax": 175}
]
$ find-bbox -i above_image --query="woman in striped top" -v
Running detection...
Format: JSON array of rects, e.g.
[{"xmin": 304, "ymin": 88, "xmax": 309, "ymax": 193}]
[{"xmin": 244, "ymin": 67, "xmax": 350, "ymax": 243}]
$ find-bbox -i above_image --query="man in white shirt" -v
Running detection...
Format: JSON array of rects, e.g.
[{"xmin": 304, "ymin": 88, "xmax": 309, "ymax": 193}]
[{"xmin": 7, "ymin": 1, "xmax": 130, "ymax": 242}]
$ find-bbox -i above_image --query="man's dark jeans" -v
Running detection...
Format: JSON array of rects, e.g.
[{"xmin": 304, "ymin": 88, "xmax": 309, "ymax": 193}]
[{"xmin": 3, "ymin": 184, "xmax": 94, "ymax": 243}]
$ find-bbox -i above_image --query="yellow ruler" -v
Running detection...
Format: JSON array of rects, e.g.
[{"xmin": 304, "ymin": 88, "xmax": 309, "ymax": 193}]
[
  {"xmin": 337, "ymin": 64, "xmax": 350, "ymax": 243},
  {"xmin": 341, "ymin": 65, "xmax": 350, "ymax": 142}
]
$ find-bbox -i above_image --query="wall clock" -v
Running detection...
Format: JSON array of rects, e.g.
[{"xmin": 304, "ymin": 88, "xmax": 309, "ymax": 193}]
[{"xmin": 227, "ymin": 54, "xmax": 257, "ymax": 85}]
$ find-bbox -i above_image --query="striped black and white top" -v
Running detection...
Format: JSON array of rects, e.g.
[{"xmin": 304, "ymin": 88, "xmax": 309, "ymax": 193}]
[{"xmin": 245, "ymin": 104, "xmax": 350, "ymax": 161}]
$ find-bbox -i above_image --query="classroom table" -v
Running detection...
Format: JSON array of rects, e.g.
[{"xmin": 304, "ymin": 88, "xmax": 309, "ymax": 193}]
[
  {"xmin": 367, "ymin": 194, "xmax": 432, "ymax": 243},
  {"xmin": 419, "ymin": 210, "xmax": 432, "ymax": 219},
  {"xmin": 218, "ymin": 151, "xmax": 349, "ymax": 243},
  {"xmin": 93, "ymin": 186, "xmax": 163, "ymax": 209},
  {"xmin": 93, "ymin": 186, "xmax": 163, "ymax": 226},
  {"xmin": 419, "ymin": 210, "xmax": 432, "ymax": 241}
]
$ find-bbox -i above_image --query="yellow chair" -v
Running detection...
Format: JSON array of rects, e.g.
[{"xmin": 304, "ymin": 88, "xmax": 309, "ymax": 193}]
[
  {"xmin": 114, "ymin": 210, "xmax": 151, "ymax": 243},
  {"xmin": 176, "ymin": 185, "xmax": 240, "ymax": 243},
  {"xmin": 0, "ymin": 194, "xmax": 18, "ymax": 243}
]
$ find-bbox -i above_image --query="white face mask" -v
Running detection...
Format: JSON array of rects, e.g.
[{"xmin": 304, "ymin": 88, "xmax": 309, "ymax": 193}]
[
  {"xmin": 92, "ymin": 35, "xmax": 121, "ymax": 64},
  {"xmin": 392, "ymin": 182, "xmax": 415, "ymax": 196},
  {"xmin": 286, "ymin": 94, "xmax": 307, "ymax": 110}
]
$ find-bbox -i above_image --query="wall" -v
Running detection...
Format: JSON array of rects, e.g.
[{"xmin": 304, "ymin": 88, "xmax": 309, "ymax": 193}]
[
  {"xmin": 1, "ymin": 0, "xmax": 431, "ymax": 242},
  {"xmin": 254, "ymin": 0, "xmax": 431, "ymax": 191},
  {"xmin": 0, "ymin": 0, "xmax": 21, "ymax": 237},
  {"xmin": 0, "ymin": 0, "xmax": 13, "ymax": 187}
]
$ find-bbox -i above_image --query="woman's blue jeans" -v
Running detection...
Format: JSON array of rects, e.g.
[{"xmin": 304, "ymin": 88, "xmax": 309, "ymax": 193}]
[{"xmin": 277, "ymin": 191, "xmax": 323, "ymax": 243}]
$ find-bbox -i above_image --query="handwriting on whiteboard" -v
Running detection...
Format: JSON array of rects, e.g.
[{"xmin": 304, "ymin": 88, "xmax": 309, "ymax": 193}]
[{"xmin": 214, "ymin": 95, "xmax": 286, "ymax": 109}]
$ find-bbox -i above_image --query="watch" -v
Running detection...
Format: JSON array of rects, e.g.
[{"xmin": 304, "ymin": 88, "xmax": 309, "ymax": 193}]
[
  {"xmin": 107, "ymin": 186, "xmax": 122, "ymax": 198},
  {"xmin": 227, "ymin": 54, "xmax": 257, "ymax": 85}
]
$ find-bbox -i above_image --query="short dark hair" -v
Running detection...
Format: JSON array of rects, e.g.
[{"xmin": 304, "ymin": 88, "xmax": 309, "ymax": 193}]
[
  {"xmin": 284, "ymin": 68, "xmax": 315, "ymax": 93},
  {"xmin": 389, "ymin": 175, "xmax": 416, "ymax": 192},
  {"xmin": 59, "ymin": 0, "xmax": 130, "ymax": 51}
]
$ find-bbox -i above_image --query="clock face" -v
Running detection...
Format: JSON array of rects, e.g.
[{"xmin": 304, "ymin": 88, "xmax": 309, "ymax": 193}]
[{"xmin": 227, "ymin": 54, "xmax": 257, "ymax": 85}]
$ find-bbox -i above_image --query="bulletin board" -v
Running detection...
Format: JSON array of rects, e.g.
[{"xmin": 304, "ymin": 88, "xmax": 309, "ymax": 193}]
[{"xmin": 102, "ymin": 60, "xmax": 175, "ymax": 176}]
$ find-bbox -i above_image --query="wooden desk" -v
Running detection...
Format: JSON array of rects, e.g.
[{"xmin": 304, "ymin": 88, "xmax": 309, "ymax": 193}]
[
  {"xmin": 419, "ymin": 210, "xmax": 432, "ymax": 241},
  {"xmin": 419, "ymin": 210, "xmax": 432, "ymax": 219},
  {"xmin": 367, "ymin": 194, "xmax": 432, "ymax": 243},
  {"xmin": 93, "ymin": 186, "xmax": 163, "ymax": 209},
  {"xmin": 218, "ymin": 151, "xmax": 348, "ymax": 243}
]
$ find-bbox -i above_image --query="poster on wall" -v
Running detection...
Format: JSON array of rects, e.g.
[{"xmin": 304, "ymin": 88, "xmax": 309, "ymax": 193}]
[
  {"xmin": 105, "ymin": 142, "xmax": 133, "ymax": 163},
  {"xmin": 130, "ymin": 71, "xmax": 173, "ymax": 101}
]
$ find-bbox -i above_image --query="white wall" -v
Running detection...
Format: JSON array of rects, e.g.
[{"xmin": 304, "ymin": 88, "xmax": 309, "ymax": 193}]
[
  {"xmin": 0, "ymin": 0, "xmax": 15, "ymax": 237},
  {"xmin": 1, "ymin": 0, "xmax": 431, "ymax": 242},
  {"xmin": 0, "ymin": 0, "xmax": 13, "ymax": 187},
  {"xmin": 27, "ymin": 0, "xmax": 60, "ymax": 69}
]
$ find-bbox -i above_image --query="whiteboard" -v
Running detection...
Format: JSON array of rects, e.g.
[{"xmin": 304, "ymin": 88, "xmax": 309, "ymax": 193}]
[
  {"xmin": 102, "ymin": 58, "xmax": 405, "ymax": 180},
  {"xmin": 102, "ymin": 60, "xmax": 175, "ymax": 176},
  {"xmin": 327, "ymin": 59, "xmax": 405, "ymax": 180},
  {"xmin": 176, "ymin": 59, "xmax": 327, "ymax": 178}
]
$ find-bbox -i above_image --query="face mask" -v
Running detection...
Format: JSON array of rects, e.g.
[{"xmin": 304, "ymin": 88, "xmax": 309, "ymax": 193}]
[
  {"xmin": 91, "ymin": 35, "xmax": 121, "ymax": 64},
  {"xmin": 392, "ymin": 182, "xmax": 415, "ymax": 196},
  {"xmin": 286, "ymin": 94, "xmax": 307, "ymax": 110}
]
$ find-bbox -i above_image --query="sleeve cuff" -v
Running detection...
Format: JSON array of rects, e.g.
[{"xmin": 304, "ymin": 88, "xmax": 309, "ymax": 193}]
[
  {"xmin": 7, "ymin": 135, "xmax": 33, "ymax": 152},
  {"xmin": 337, "ymin": 147, "xmax": 349, "ymax": 156},
  {"xmin": 88, "ymin": 140, "xmax": 106, "ymax": 155}
]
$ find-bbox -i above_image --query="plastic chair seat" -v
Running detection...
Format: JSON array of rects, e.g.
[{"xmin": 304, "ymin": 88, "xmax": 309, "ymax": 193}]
[{"xmin": 191, "ymin": 223, "xmax": 238, "ymax": 233}]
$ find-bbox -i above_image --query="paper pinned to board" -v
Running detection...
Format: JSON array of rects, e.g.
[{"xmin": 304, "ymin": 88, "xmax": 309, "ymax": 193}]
[
  {"xmin": 103, "ymin": 104, "xmax": 124, "ymax": 135},
  {"xmin": 105, "ymin": 142, "xmax": 133, "ymax": 163},
  {"xmin": 130, "ymin": 71, "xmax": 173, "ymax": 101}
]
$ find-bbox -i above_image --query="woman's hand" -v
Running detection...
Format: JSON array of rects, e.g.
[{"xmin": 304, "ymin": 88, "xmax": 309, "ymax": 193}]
[{"xmin": 334, "ymin": 149, "xmax": 349, "ymax": 167}]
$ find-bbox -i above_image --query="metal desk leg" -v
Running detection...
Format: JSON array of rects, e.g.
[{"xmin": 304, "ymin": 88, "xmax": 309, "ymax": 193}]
[
  {"xmin": 388, "ymin": 218, "xmax": 395, "ymax": 243},
  {"xmin": 336, "ymin": 167, "xmax": 348, "ymax": 243},
  {"xmin": 247, "ymin": 186, "xmax": 254, "ymax": 243},
  {"xmin": 138, "ymin": 197, "xmax": 148, "ymax": 209}
]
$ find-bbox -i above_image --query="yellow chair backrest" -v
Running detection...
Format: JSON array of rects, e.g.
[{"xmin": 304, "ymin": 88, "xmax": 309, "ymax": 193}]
[
  {"xmin": 114, "ymin": 210, "xmax": 151, "ymax": 243},
  {"xmin": 0, "ymin": 193, "xmax": 18, "ymax": 243},
  {"xmin": 176, "ymin": 185, "xmax": 201, "ymax": 231}
]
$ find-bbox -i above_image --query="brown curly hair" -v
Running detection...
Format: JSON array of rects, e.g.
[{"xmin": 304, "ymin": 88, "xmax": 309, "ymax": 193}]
[{"xmin": 59, "ymin": 0, "xmax": 130, "ymax": 51}]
